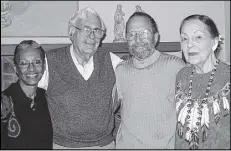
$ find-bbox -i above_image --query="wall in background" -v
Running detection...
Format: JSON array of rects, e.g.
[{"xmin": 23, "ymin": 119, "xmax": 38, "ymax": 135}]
[
  {"xmin": 1, "ymin": 1, "xmax": 229, "ymax": 90},
  {"xmin": 79, "ymin": 1, "xmax": 225, "ymax": 42},
  {"xmin": 224, "ymin": 1, "xmax": 230, "ymax": 63},
  {"xmin": 1, "ymin": 1, "xmax": 78, "ymax": 91},
  {"xmin": 1, "ymin": 1, "xmax": 229, "ymax": 62},
  {"xmin": 1, "ymin": 1, "xmax": 78, "ymax": 37},
  {"xmin": 79, "ymin": 1, "xmax": 229, "ymax": 63}
]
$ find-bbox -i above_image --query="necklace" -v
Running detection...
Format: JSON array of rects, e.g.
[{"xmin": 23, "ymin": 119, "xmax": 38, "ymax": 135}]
[
  {"xmin": 185, "ymin": 59, "xmax": 219, "ymax": 149},
  {"xmin": 28, "ymin": 94, "xmax": 36, "ymax": 111},
  {"xmin": 188, "ymin": 59, "xmax": 220, "ymax": 103}
]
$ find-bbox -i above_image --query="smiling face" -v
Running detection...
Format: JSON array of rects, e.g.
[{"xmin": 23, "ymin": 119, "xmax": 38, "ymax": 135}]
[
  {"xmin": 126, "ymin": 16, "xmax": 157, "ymax": 61},
  {"xmin": 71, "ymin": 13, "xmax": 102, "ymax": 58},
  {"xmin": 180, "ymin": 19, "xmax": 217, "ymax": 65},
  {"xmin": 15, "ymin": 48, "xmax": 45, "ymax": 87}
]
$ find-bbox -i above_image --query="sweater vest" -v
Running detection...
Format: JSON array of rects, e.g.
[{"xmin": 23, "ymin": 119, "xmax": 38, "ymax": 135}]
[{"xmin": 46, "ymin": 46, "xmax": 116, "ymax": 147}]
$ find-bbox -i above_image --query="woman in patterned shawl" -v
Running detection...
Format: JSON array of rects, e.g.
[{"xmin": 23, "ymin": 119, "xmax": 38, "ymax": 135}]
[{"xmin": 175, "ymin": 14, "xmax": 230, "ymax": 149}]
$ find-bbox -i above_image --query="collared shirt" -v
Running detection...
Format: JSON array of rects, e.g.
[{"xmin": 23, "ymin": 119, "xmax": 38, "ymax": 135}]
[{"xmin": 38, "ymin": 45, "xmax": 122, "ymax": 90}]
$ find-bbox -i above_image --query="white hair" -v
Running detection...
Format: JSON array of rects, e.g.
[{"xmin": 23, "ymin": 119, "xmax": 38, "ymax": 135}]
[{"xmin": 68, "ymin": 7, "xmax": 106, "ymax": 38}]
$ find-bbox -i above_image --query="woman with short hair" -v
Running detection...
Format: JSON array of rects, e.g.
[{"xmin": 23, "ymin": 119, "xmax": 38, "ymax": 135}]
[{"xmin": 1, "ymin": 40, "xmax": 53, "ymax": 149}]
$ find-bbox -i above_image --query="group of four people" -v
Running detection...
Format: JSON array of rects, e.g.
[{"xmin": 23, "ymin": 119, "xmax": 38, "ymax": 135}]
[{"xmin": 1, "ymin": 7, "xmax": 230, "ymax": 149}]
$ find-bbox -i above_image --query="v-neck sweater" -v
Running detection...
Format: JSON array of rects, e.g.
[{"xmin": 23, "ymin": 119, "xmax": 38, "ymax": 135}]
[{"xmin": 46, "ymin": 46, "xmax": 116, "ymax": 148}]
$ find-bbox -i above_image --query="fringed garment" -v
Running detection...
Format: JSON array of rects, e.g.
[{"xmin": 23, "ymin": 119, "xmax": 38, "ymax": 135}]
[{"xmin": 175, "ymin": 61, "xmax": 230, "ymax": 149}]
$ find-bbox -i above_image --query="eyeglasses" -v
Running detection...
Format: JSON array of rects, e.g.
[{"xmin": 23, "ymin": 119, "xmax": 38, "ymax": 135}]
[
  {"xmin": 73, "ymin": 25, "xmax": 105, "ymax": 39},
  {"xmin": 126, "ymin": 29, "xmax": 152, "ymax": 41},
  {"xmin": 17, "ymin": 60, "xmax": 43, "ymax": 68}
]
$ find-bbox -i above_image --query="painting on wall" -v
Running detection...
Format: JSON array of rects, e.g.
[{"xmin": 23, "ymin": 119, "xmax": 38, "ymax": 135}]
[{"xmin": 1, "ymin": 1, "xmax": 78, "ymax": 37}]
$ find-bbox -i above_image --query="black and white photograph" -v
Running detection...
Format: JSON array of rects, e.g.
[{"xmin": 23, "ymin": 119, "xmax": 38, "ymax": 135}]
[{"xmin": 1, "ymin": 1, "xmax": 230, "ymax": 149}]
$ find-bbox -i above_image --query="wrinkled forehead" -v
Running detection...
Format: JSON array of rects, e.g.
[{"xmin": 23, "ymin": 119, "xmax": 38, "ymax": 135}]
[
  {"xmin": 78, "ymin": 13, "xmax": 102, "ymax": 29},
  {"xmin": 181, "ymin": 19, "xmax": 210, "ymax": 35}
]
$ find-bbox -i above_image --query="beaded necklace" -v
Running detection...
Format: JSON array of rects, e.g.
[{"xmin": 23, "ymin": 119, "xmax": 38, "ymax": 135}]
[
  {"xmin": 187, "ymin": 59, "xmax": 219, "ymax": 103},
  {"xmin": 28, "ymin": 94, "xmax": 36, "ymax": 111},
  {"xmin": 186, "ymin": 59, "xmax": 220, "ymax": 149}
]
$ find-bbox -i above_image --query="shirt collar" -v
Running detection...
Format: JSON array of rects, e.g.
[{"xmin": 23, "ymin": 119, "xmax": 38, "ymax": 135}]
[{"xmin": 70, "ymin": 44, "xmax": 93, "ymax": 67}]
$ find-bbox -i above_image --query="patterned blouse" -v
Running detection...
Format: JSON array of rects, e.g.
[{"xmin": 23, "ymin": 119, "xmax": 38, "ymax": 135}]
[{"xmin": 174, "ymin": 61, "xmax": 230, "ymax": 149}]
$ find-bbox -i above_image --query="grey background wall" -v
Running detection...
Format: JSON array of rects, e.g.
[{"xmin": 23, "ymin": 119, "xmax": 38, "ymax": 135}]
[
  {"xmin": 224, "ymin": 1, "xmax": 230, "ymax": 64},
  {"xmin": 1, "ymin": 1, "xmax": 230, "ymax": 91},
  {"xmin": 1, "ymin": 1, "xmax": 78, "ymax": 37},
  {"xmin": 79, "ymin": 1, "xmax": 230, "ymax": 63},
  {"xmin": 1, "ymin": 1, "xmax": 230, "ymax": 63}
]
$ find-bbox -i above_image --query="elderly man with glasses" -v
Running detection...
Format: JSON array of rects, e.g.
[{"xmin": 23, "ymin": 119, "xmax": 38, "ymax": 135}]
[
  {"xmin": 38, "ymin": 7, "xmax": 122, "ymax": 149},
  {"xmin": 114, "ymin": 12, "xmax": 185, "ymax": 149}
]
